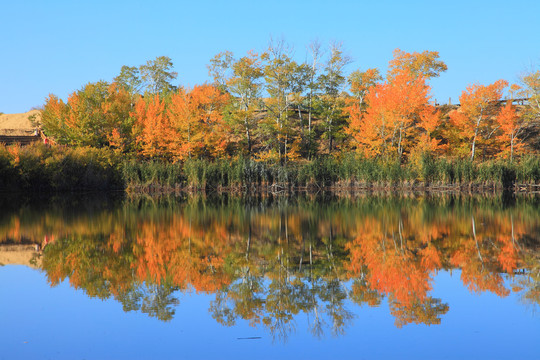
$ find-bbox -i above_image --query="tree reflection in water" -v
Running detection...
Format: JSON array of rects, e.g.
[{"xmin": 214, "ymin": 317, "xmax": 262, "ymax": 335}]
[{"xmin": 1, "ymin": 194, "xmax": 539, "ymax": 340}]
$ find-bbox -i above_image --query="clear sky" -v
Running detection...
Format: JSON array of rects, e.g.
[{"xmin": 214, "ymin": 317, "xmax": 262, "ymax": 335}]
[{"xmin": 1, "ymin": 0, "xmax": 539, "ymax": 113}]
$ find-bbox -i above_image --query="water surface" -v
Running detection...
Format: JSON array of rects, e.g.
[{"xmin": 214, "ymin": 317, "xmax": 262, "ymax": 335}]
[{"xmin": 1, "ymin": 194, "xmax": 539, "ymax": 359}]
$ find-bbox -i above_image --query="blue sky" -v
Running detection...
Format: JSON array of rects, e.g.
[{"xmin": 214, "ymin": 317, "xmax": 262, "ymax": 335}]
[{"xmin": 1, "ymin": 0, "xmax": 539, "ymax": 113}]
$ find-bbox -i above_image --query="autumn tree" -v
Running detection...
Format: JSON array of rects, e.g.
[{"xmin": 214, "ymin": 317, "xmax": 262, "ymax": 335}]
[
  {"xmin": 113, "ymin": 65, "xmax": 143, "ymax": 108},
  {"xmin": 41, "ymin": 94, "xmax": 69, "ymax": 143},
  {"xmin": 387, "ymin": 48, "xmax": 447, "ymax": 80},
  {"xmin": 449, "ymin": 80, "xmax": 508, "ymax": 161},
  {"xmin": 114, "ymin": 66, "xmax": 143, "ymax": 96},
  {"xmin": 316, "ymin": 42, "xmax": 351, "ymax": 154},
  {"xmin": 167, "ymin": 88, "xmax": 196, "ymax": 160},
  {"xmin": 133, "ymin": 95, "xmax": 173, "ymax": 159},
  {"xmin": 348, "ymin": 69, "xmax": 432, "ymax": 159},
  {"xmin": 520, "ymin": 69, "xmax": 540, "ymax": 119},
  {"xmin": 103, "ymin": 83, "xmax": 138, "ymax": 153},
  {"xmin": 412, "ymin": 106, "xmax": 443, "ymax": 157},
  {"xmin": 208, "ymin": 51, "xmax": 234, "ymax": 92},
  {"xmin": 496, "ymin": 102, "xmax": 526, "ymax": 162},
  {"xmin": 113, "ymin": 56, "xmax": 178, "ymax": 97},
  {"xmin": 165, "ymin": 84, "xmax": 231, "ymax": 161},
  {"xmin": 140, "ymin": 56, "xmax": 178, "ymax": 95},
  {"xmin": 288, "ymin": 61, "xmax": 311, "ymax": 155},
  {"xmin": 305, "ymin": 40, "xmax": 324, "ymax": 158},
  {"xmin": 187, "ymin": 84, "xmax": 231, "ymax": 159},
  {"xmin": 41, "ymin": 81, "xmax": 132, "ymax": 148},
  {"xmin": 208, "ymin": 50, "xmax": 263, "ymax": 156},
  {"xmin": 345, "ymin": 68, "xmax": 383, "ymax": 151},
  {"xmin": 260, "ymin": 39, "xmax": 297, "ymax": 163},
  {"xmin": 348, "ymin": 68, "xmax": 383, "ymax": 110}
]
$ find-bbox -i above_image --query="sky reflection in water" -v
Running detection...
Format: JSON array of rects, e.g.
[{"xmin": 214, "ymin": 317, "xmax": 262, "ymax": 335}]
[{"xmin": 0, "ymin": 194, "xmax": 539, "ymax": 359}]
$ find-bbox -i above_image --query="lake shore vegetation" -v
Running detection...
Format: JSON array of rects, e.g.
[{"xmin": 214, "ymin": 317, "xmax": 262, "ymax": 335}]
[{"xmin": 4, "ymin": 44, "xmax": 540, "ymax": 193}]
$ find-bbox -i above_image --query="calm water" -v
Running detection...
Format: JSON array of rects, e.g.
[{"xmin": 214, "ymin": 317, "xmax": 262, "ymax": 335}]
[{"xmin": 1, "ymin": 194, "xmax": 539, "ymax": 360}]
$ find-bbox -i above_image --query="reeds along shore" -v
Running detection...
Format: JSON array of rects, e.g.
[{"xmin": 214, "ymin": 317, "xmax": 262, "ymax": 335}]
[{"xmin": 2, "ymin": 143, "xmax": 538, "ymax": 194}]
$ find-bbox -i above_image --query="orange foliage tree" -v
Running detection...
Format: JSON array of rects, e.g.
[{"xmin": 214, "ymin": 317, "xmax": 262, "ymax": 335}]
[
  {"xmin": 133, "ymin": 95, "xmax": 173, "ymax": 159},
  {"xmin": 188, "ymin": 84, "xmax": 231, "ymax": 159},
  {"xmin": 449, "ymin": 80, "xmax": 508, "ymax": 161},
  {"xmin": 133, "ymin": 84, "xmax": 230, "ymax": 161},
  {"xmin": 347, "ymin": 69, "xmax": 435, "ymax": 159},
  {"xmin": 168, "ymin": 88, "xmax": 198, "ymax": 160},
  {"xmin": 496, "ymin": 102, "xmax": 526, "ymax": 162},
  {"xmin": 168, "ymin": 85, "xmax": 230, "ymax": 160},
  {"xmin": 345, "ymin": 68, "xmax": 383, "ymax": 136},
  {"xmin": 409, "ymin": 106, "xmax": 444, "ymax": 165}
]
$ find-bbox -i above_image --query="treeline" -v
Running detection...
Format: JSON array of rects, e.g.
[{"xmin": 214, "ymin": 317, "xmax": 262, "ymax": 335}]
[{"xmin": 30, "ymin": 42, "xmax": 540, "ymax": 190}]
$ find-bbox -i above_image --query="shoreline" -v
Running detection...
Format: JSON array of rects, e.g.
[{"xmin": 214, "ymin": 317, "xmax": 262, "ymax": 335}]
[{"xmin": 125, "ymin": 181, "xmax": 540, "ymax": 196}]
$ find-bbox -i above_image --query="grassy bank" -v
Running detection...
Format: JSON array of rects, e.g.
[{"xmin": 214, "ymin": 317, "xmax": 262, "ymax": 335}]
[
  {"xmin": 1, "ymin": 143, "xmax": 539, "ymax": 194},
  {"xmin": 123, "ymin": 153, "xmax": 540, "ymax": 193}
]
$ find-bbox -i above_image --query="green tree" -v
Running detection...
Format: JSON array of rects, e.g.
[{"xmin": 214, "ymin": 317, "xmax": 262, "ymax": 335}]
[
  {"xmin": 113, "ymin": 65, "xmax": 143, "ymax": 107},
  {"xmin": 41, "ymin": 81, "xmax": 132, "ymax": 147},
  {"xmin": 317, "ymin": 42, "xmax": 351, "ymax": 153},
  {"xmin": 305, "ymin": 40, "xmax": 324, "ymax": 158},
  {"xmin": 208, "ymin": 51, "xmax": 234, "ymax": 92},
  {"xmin": 520, "ymin": 69, "xmax": 540, "ymax": 120},
  {"xmin": 261, "ymin": 39, "xmax": 297, "ymax": 163},
  {"xmin": 140, "ymin": 56, "xmax": 178, "ymax": 95},
  {"xmin": 348, "ymin": 68, "xmax": 383, "ymax": 110},
  {"xmin": 211, "ymin": 51, "xmax": 264, "ymax": 156}
]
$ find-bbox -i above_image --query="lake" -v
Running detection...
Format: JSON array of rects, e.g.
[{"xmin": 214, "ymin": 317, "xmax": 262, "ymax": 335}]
[{"xmin": 1, "ymin": 193, "xmax": 539, "ymax": 359}]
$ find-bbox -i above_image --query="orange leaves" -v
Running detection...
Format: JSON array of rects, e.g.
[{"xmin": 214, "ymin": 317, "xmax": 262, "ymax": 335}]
[
  {"xmin": 129, "ymin": 215, "xmax": 232, "ymax": 293},
  {"xmin": 107, "ymin": 128, "xmax": 124, "ymax": 152},
  {"xmin": 189, "ymin": 84, "xmax": 231, "ymax": 158},
  {"xmin": 496, "ymin": 102, "xmax": 524, "ymax": 161},
  {"xmin": 44, "ymin": 94, "xmax": 66, "ymax": 118},
  {"xmin": 41, "ymin": 94, "xmax": 68, "ymax": 142},
  {"xmin": 168, "ymin": 88, "xmax": 194, "ymax": 160},
  {"xmin": 449, "ymin": 80, "xmax": 509, "ymax": 161},
  {"xmin": 413, "ymin": 106, "xmax": 442, "ymax": 156},
  {"xmin": 419, "ymin": 243, "xmax": 442, "ymax": 270},
  {"xmin": 450, "ymin": 80, "xmax": 508, "ymax": 161},
  {"xmin": 419, "ymin": 106, "xmax": 440, "ymax": 134},
  {"xmin": 497, "ymin": 102, "xmax": 519, "ymax": 135},
  {"xmin": 133, "ymin": 84, "xmax": 231, "ymax": 161},
  {"xmin": 497, "ymin": 237, "xmax": 519, "ymax": 273},
  {"xmin": 134, "ymin": 95, "xmax": 171, "ymax": 159},
  {"xmin": 458, "ymin": 80, "xmax": 508, "ymax": 119},
  {"xmin": 65, "ymin": 93, "xmax": 81, "ymax": 130},
  {"xmin": 347, "ymin": 68, "xmax": 434, "ymax": 158},
  {"xmin": 351, "ymin": 229, "xmax": 432, "ymax": 307}
]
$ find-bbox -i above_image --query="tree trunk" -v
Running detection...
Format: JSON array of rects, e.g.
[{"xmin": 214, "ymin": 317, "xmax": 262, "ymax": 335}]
[
  {"xmin": 397, "ymin": 122, "xmax": 403, "ymax": 158},
  {"xmin": 471, "ymin": 115, "xmax": 482, "ymax": 162},
  {"xmin": 510, "ymin": 134, "xmax": 514, "ymax": 163},
  {"xmin": 244, "ymin": 116, "xmax": 251, "ymax": 156}
]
